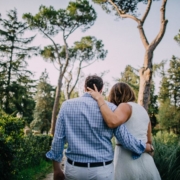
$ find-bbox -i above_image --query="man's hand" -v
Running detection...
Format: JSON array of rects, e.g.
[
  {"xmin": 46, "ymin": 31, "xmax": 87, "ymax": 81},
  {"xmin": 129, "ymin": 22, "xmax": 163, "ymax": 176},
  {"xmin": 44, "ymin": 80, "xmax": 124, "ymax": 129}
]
[
  {"xmin": 54, "ymin": 169, "xmax": 65, "ymax": 180},
  {"xmin": 53, "ymin": 161, "xmax": 65, "ymax": 180},
  {"xmin": 145, "ymin": 143, "xmax": 154, "ymax": 156}
]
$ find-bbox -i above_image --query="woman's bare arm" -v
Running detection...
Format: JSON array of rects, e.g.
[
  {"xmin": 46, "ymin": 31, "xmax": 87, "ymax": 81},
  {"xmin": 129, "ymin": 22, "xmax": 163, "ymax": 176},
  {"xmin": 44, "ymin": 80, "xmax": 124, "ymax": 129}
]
[{"xmin": 87, "ymin": 86, "xmax": 131, "ymax": 128}]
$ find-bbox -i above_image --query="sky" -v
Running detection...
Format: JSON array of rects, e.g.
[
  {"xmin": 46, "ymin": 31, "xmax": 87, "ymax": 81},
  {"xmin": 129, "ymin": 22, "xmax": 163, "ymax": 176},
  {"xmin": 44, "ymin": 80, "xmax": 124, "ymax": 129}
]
[{"xmin": 0, "ymin": 0, "xmax": 180, "ymax": 94}]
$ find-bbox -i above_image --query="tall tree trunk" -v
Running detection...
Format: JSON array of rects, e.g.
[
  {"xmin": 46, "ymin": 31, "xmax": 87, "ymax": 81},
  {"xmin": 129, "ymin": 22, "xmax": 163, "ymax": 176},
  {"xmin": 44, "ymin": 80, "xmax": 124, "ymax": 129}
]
[
  {"xmin": 50, "ymin": 34, "xmax": 70, "ymax": 135},
  {"xmin": 138, "ymin": 50, "xmax": 153, "ymax": 109},
  {"xmin": 50, "ymin": 72, "xmax": 63, "ymax": 135},
  {"xmin": 110, "ymin": 0, "xmax": 168, "ymax": 110},
  {"xmin": 137, "ymin": 0, "xmax": 168, "ymax": 110}
]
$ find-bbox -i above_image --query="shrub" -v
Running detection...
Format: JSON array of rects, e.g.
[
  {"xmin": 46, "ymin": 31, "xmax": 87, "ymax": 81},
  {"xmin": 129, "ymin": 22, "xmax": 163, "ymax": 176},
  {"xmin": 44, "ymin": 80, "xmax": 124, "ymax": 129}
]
[
  {"xmin": 15, "ymin": 134, "xmax": 52, "ymax": 171},
  {"xmin": 0, "ymin": 113, "xmax": 25, "ymax": 180},
  {"xmin": 153, "ymin": 131, "xmax": 180, "ymax": 180},
  {"xmin": 0, "ymin": 113, "xmax": 52, "ymax": 179}
]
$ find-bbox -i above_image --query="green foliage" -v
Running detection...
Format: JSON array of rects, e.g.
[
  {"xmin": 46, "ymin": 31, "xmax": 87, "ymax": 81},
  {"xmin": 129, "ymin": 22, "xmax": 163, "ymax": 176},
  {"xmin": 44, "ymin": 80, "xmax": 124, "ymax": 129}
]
[
  {"xmin": 23, "ymin": 0, "xmax": 97, "ymax": 38},
  {"xmin": 16, "ymin": 159, "xmax": 52, "ymax": 180},
  {"xmin": 15, "ymin": 135, "xmax": 52, "ymax": 172},
  {"xmin": 23, "ymin": 1, "xmax": 99, "ymax": 132},
  {"xmin": 158, "ymin": 99, "xmax": 180, "ymax": 134},
  {"xmin": 174, "ymin": 29, "xmax": 180, "ymax": 45},
  {"xmin": 73, "ymin": 36, "xmax": 107, "ymax": 62},
  {"xmin": 153, "ymin": 132, "xmax": 180, "ymax": 180},
  {"xmin": 115, "ymin": 65, "xmax": 139, "ymax": 99},
  {"xmin": 92, "ymin": 0, "xmax": 151, "ymax": 16},
  {"xmin": 148, "ymin": 81, "xmax": 158, "ymax": 129},
  {"xmin": 158, "ymin": 76, "xmax": 169, "ymax": 103},
  {"xmin": 31, "ymin": 70, "xmax": 54, "ymax": 134},
  {"xmin": 64, "ymin": 36, "xmax": 107, "ymax": 99},
  {"xmin": 159, "ymin": 56, "xmax": 180, "ymax": 106},
  {"xmin": 158, "ymin": 57, "xmax": 180, "ymax": 134},
  {"xmin": 0, "ymin": 113, "xmax": 25, "ymax": 180},
  {"xmin": 0, "ymin": 113, "xmax": 52, "ymax": 179},
  {"xmin": 23, "ymin": 2, "xmax": 103, "ymax": 102},
  {"xmin": 0, "ymin": 9, "xmax": 37, "ymax": 122},
  {"xmin": 0, "ymin": 136, "xmax": 14, "ymax": 180}
]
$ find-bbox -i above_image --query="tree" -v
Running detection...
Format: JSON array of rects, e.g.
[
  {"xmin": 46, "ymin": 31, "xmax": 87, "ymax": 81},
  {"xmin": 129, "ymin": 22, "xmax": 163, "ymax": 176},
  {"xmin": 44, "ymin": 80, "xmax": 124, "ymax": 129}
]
[
  {"xmin": 31, "ymin": 70, "xmax": 55, "ymax": 134},
  {"xmin": 167, "ymin": 57, "xmax": 180, "ymax": 107},
  {"xmin": 158, "ymin": 56, "xmax": 180, "ymax": 134},
  {"xmin": 23, "ymin": 1, "xmax": 106, "ymax": 135},
  {"xmin": 174, "ymin": 29, "xmax": 180, "ymax": 45},
  {"xmin": 0, "ymin": 9, "xmax": 37, "ymax": 122},
  {"xmin": 92, "ymin": 0, "xmax": 168, "ymax": 110},
  {"xmin": 64, "ymin": 36, "xmax": 107, "ymax": 99},
  {"xmin": 115, "ymin": 65, "xmax": 139, "ymax": 98},
  {"xmin": 148, "ymin": 81, "xmax": 158, "ymax": 128}
]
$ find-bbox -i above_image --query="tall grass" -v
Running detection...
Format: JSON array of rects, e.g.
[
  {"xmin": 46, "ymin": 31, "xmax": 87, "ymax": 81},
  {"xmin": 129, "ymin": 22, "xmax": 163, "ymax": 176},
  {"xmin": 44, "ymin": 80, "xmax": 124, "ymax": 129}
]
[{"xmin": 153, "ymin": 131, "xmax": 180, "ymax": 180}]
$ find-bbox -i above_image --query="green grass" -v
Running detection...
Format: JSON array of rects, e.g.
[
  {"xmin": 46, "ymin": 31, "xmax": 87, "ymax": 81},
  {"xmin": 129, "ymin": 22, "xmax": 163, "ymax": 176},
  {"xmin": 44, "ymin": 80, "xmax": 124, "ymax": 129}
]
[{"xmin": 16, "ymin": 159, "xmax": 52, "ymax": 180}]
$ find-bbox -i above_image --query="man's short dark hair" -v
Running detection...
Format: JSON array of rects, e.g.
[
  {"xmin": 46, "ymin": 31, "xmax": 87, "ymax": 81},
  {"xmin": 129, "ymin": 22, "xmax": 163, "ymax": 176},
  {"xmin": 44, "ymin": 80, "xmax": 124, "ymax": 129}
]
[{"xmin": 85, "ymin": 75, "xmax": 103, "ymax": 92}]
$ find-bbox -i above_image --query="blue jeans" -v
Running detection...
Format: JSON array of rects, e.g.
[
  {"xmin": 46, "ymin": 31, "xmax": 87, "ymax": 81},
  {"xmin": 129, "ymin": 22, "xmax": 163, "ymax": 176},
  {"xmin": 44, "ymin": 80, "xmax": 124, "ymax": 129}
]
[{"xmin": 64, "ymin": 160, "xmax": 114, "ymax": 180}]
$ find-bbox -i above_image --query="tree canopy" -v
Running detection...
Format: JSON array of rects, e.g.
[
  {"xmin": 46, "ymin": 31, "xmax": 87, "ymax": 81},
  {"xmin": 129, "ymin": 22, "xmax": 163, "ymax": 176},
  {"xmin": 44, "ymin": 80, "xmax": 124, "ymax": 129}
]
[{"xmin": 0, "ymin": 9, "xmax": 37, "ymax": 123}]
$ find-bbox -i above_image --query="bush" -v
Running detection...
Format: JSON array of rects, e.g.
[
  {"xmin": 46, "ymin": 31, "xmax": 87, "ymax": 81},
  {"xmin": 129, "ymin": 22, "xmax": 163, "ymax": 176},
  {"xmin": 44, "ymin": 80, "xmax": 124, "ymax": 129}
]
[
  {"xmin": 15, "ymin": 135, "xmax": 52, "ymax": 171},
  {"xmin": 0, "ymin": 113, "xmax": 52, "ymax": 179},
  {"xmin": 153, "ymin": 131, "xmax": 180, "ymax": 180},
  {"xmin": 0, "ymin": 113, "xmax": 25, "ymax": 180}
]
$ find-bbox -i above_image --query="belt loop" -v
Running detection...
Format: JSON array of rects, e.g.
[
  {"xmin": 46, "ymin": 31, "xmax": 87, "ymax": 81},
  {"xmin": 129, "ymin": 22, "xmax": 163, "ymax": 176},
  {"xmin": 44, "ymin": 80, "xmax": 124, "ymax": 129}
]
[
  {"xmin": 103, "ymin": 162, "xmax": 105, "ymax": 166},
  {"xmin": 72, "ymin": 161, "xmax": 74, "ymax": 166},
  {"xmin": 88, "ymin": 163, "xmax": 90, "ymax": 168}
]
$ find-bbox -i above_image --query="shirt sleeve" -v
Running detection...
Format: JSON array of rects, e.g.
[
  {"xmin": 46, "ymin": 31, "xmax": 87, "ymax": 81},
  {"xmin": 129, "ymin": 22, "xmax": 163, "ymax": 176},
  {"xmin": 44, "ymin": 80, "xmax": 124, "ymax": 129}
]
[
  {"xmin": 46, "ymin": 102, "xmax": 66, "ymax": 162},
  {"xmin": 114, "ymin": 124, "xmax": 146, "ymax": 159}
]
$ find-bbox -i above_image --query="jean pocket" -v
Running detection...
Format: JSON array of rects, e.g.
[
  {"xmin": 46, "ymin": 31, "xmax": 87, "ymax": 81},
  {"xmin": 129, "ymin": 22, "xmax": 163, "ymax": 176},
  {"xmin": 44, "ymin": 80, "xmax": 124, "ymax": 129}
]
[
  {"xmin": 96, "ymin": 163, "xmax": 114, "ymax": 180},
  {"xmin": 64, "ymin": 161, "xmax": 75, "ymax": 180}
]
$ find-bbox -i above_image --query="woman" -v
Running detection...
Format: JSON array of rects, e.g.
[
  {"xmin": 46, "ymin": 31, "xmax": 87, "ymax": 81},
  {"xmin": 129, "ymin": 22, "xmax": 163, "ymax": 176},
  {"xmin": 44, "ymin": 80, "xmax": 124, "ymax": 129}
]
[{"xmin": 87, "ymin": 82, "xmax": 161, "ymax": 180}]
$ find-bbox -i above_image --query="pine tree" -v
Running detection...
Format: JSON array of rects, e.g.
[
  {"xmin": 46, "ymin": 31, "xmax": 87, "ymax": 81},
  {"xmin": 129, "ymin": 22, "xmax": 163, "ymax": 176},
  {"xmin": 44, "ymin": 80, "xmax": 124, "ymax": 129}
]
[
  {"xmin": 158, "ymin": 56, "xmax": 180, "ymax": 134},
  {"xmin": 31, "ymin": 70, "xmax": 55, "ymax": 134},
  {"xmin": 0, "ymin": 9, "xmax": 37, "ymax": 122},
  {"xmin": 23, "ymin": 1, "xmax": 107, "ymax": 134},
  {"xmin": 115, "ymin": 65, "xmax": 139, "ymax": 99}
]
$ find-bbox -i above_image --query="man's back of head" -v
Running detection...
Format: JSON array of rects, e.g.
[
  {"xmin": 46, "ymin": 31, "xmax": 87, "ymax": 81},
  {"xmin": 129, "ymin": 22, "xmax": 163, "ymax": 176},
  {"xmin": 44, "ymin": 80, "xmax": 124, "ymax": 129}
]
[{"xmin": 84, "ymin": 75, "xmax": 103, "ymax": 92}]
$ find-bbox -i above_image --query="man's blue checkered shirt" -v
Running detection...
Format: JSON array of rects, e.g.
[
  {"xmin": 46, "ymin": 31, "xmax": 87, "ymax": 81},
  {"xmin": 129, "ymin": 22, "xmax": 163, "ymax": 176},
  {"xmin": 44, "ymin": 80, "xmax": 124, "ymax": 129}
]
[{"xmin": 46, "ymin": 93, "xmax": 145, "ymax": 163}]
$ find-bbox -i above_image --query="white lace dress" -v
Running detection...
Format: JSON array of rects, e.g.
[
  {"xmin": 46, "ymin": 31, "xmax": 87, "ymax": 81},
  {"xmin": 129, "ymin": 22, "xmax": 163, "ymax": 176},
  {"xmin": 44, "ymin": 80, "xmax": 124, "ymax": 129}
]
[{"xmin": 114, "ymin": 102, "xmax": 161, "ymax": 180}]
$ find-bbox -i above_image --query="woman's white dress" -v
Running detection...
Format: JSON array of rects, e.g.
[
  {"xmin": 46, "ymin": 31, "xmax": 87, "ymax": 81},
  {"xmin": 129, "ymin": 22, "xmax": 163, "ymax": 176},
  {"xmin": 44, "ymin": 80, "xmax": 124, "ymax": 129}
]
[{"xmin": 114, "ymin": 102, "xmax": 161, "ymax": 180}]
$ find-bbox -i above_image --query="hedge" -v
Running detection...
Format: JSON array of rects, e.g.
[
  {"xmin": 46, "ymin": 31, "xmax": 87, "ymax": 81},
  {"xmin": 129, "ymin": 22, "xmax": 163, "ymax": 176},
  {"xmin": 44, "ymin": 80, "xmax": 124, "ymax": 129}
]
[{"xmin": 0, "ymin": 113, "xmax": 52, "ymax": 180}]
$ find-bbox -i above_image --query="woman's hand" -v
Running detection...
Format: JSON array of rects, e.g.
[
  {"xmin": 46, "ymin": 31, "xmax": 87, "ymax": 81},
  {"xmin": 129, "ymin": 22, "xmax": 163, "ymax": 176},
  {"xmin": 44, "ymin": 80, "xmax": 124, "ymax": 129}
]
[{"xmin": 87, "ymin": 84, "xmax": 103, "ymax": 101}]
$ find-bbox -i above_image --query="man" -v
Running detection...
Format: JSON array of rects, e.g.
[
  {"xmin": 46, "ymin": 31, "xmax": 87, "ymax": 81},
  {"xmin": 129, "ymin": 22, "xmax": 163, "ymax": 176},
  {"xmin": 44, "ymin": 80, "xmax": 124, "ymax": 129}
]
[{"xmin": 46, "ymin": 75, "xmax": 151, "ymax": 180}]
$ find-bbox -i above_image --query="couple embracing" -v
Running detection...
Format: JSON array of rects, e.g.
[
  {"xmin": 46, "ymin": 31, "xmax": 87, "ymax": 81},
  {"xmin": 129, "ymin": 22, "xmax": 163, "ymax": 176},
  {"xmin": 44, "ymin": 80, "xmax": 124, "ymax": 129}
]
[{"xmin": 46, "ymin": 75, "xmax": 161, "ymax": 180}]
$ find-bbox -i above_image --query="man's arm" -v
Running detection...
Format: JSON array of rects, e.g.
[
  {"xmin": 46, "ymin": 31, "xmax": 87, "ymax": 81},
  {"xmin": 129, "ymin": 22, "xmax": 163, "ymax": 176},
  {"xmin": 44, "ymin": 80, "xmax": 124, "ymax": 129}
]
[
  {"xmin": 46, "ymin": 103, "xmax": 66, "ymax": 179},
  {"xmin": 53, "ymin": 161, "xmax": 65, "ymax": 180},
  {"xmin": 114, "ymin": 124, "xmax": 151, "ymax": 159}
]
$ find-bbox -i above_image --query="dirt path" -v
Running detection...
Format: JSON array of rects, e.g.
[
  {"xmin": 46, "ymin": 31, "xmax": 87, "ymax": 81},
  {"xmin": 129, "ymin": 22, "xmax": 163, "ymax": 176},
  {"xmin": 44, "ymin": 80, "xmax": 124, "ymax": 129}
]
[{"xmin": 43, "ymin": 173, "xmax": 53, "ymax": 180}]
